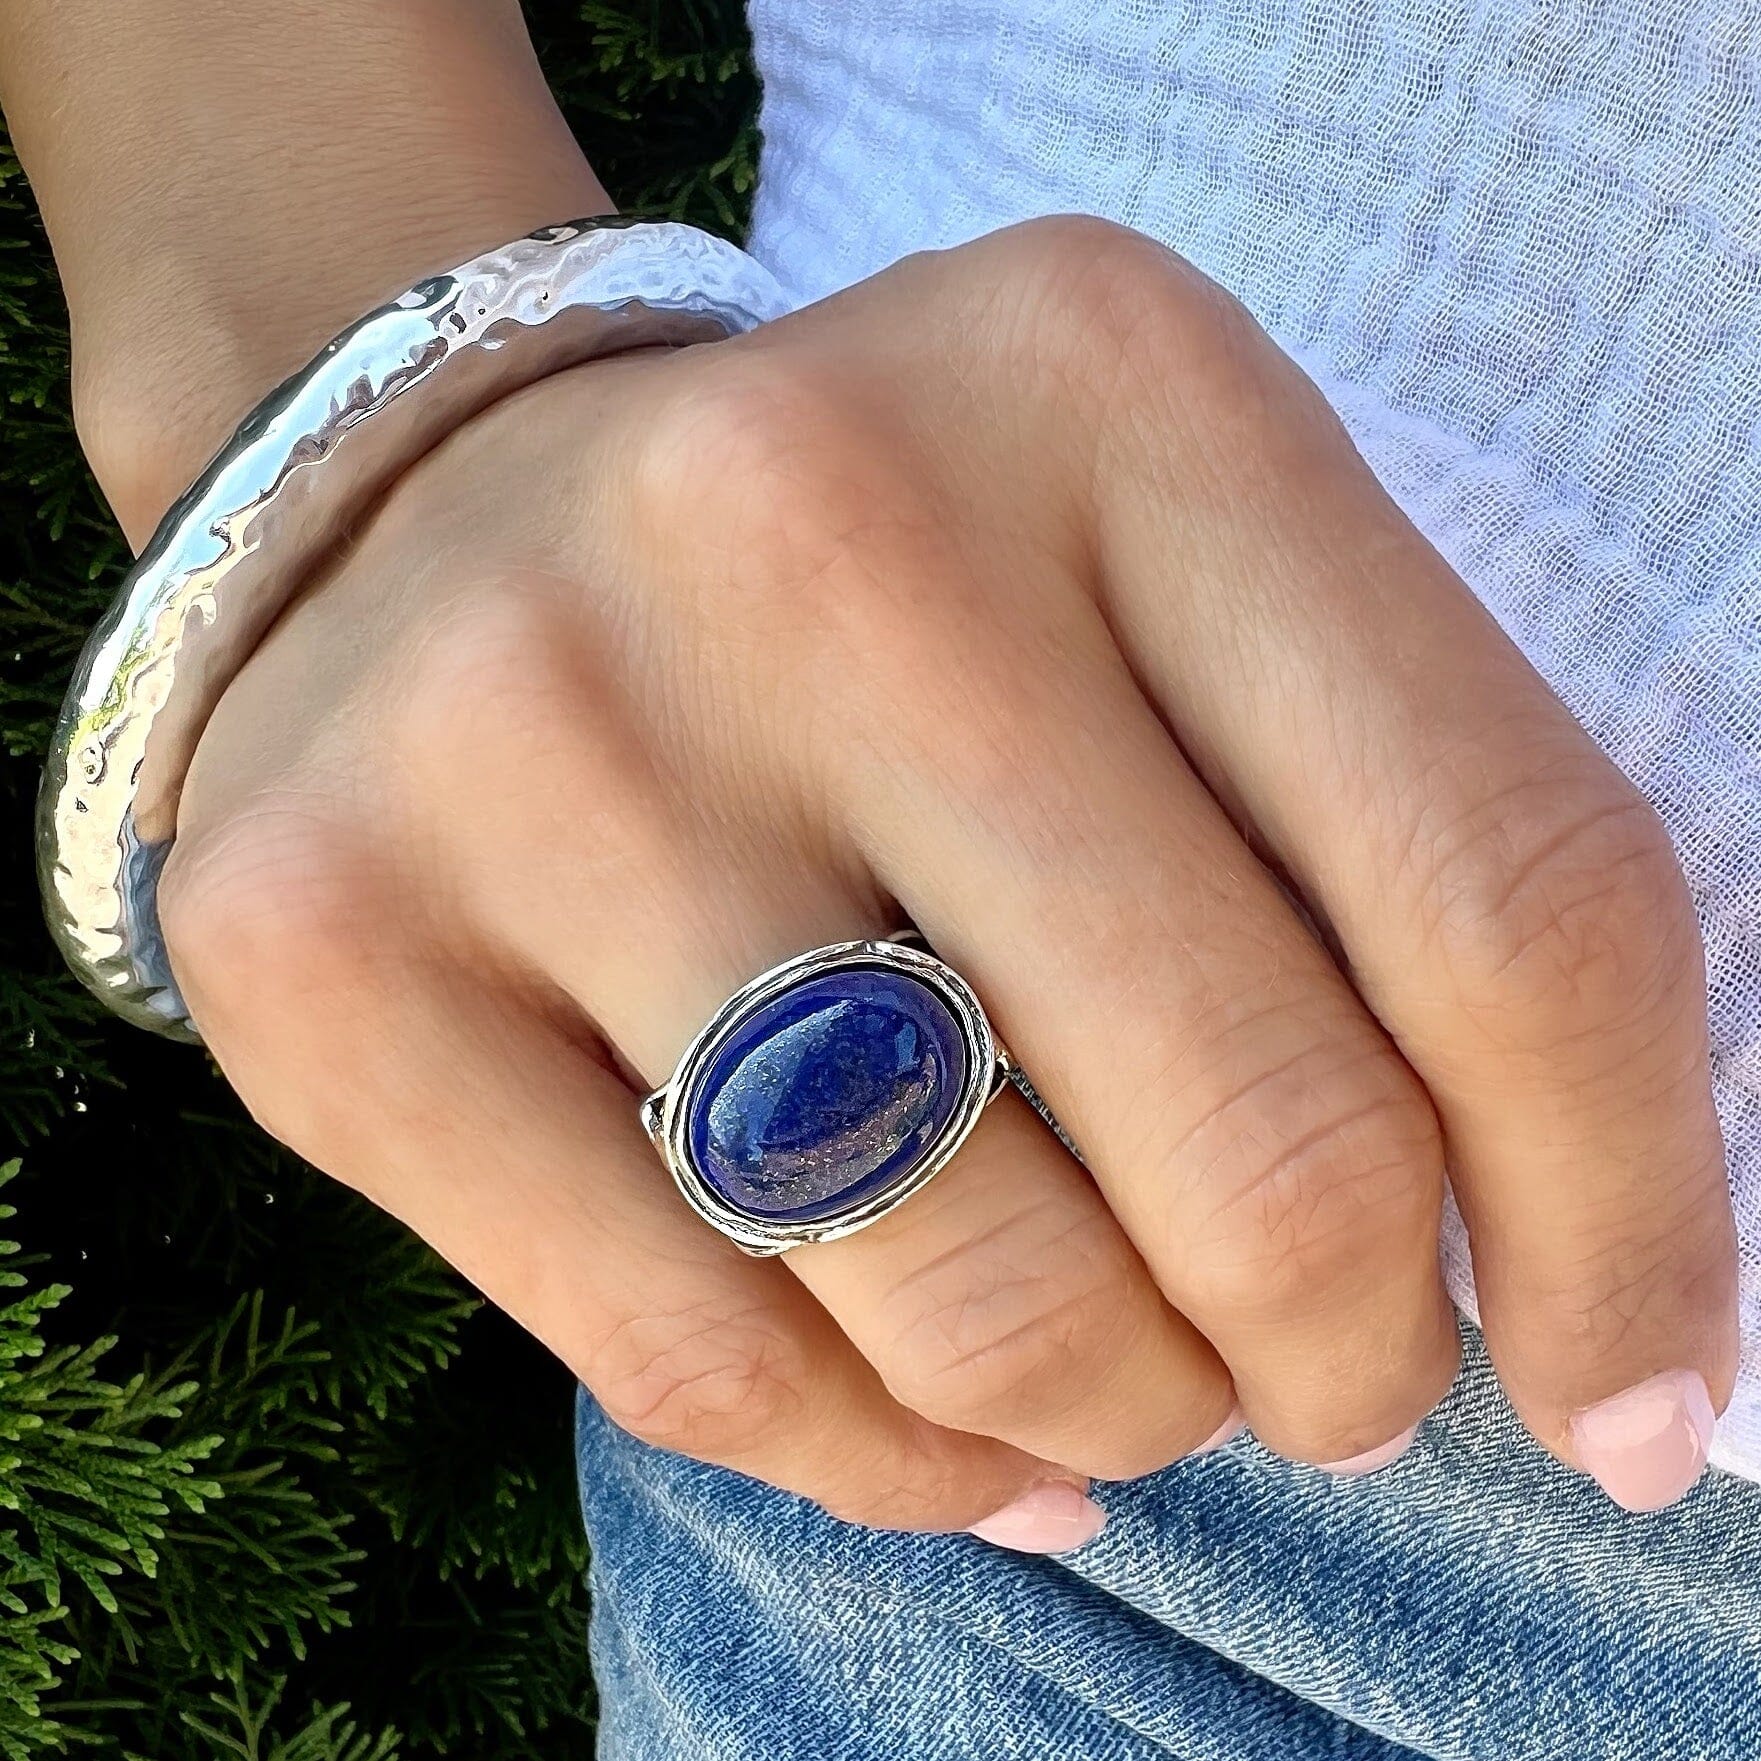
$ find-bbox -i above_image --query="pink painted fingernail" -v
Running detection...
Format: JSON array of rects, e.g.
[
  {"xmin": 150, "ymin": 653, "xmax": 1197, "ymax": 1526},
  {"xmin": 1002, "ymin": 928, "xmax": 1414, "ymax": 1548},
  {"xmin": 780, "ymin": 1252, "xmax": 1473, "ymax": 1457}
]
[
  {"xmin": 967, "ymin": 1482, "xmax": 1107, "ymax": 1553},
  {"xmin": 1317, "ymin": 1423, "xmax": 1418, "ymax": 1477},
  {"xmin": 1570, "ymin": 1370, "xmax": 1715, "ymax": 1513},
  {"xmin": 1192, "ymin": 1404, "xmax": 1246, "ymax": 1454}
]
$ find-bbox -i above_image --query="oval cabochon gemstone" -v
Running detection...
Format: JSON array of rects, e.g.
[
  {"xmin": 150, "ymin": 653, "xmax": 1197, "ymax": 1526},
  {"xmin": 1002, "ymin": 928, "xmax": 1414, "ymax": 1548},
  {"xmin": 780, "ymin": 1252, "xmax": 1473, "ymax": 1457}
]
[{"xmin": 685, "ymin": 966, "xmax": 971, "ymax": 1223}]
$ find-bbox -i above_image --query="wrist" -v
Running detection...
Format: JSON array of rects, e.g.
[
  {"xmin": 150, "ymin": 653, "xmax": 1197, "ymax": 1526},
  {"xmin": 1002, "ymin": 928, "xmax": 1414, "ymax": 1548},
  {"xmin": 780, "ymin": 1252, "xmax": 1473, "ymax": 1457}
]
[
  {"xmin": 1, "ymin": 0, "xmax": 609, "ymax": 545},
  {"xmin": 75, "ymin": 178, "xmax": 612, "ymax": 546}
]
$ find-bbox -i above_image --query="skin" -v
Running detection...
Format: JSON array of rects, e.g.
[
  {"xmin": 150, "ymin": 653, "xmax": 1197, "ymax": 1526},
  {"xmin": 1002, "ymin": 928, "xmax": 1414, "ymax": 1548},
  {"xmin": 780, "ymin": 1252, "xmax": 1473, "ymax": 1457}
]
[{"xmin": 0, "ymin": 2, "xmax": 1739, "ymax": 1532}]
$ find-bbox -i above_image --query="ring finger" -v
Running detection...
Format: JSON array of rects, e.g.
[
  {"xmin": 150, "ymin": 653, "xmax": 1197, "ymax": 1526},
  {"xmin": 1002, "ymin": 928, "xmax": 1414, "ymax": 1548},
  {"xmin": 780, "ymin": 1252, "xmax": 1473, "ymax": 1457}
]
[{"xmin": 440, "ymin": 697, "xmax": 1240, "ymax": 1481}]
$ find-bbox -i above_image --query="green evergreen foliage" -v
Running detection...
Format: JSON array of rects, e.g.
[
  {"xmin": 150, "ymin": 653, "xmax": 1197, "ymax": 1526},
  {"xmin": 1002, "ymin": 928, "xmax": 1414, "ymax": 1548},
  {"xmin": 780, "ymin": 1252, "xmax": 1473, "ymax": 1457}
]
[{"xmin": 0, "ymin": 4, "xmax": 758, "ymax": 1752}]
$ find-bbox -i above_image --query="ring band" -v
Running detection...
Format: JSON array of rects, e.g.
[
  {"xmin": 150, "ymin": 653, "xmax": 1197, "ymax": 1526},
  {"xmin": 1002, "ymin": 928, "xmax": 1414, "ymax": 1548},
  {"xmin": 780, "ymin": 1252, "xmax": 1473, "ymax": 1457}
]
[{"xmin": 641, "ymin": 936, "xmax": 1016, "ymax": 1254}]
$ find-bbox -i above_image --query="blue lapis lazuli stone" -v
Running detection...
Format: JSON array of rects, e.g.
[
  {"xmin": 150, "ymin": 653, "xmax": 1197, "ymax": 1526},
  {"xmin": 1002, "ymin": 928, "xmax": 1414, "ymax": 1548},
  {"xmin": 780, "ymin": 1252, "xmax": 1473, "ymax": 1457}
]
[{"xmin": 686, "ymin": 967, "xmax": 969, "ymax": 1223}]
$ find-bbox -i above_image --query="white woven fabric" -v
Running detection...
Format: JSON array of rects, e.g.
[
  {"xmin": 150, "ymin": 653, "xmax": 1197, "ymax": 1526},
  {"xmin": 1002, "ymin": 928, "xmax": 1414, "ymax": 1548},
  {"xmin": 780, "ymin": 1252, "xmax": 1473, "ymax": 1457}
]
[{"xmin": 744, "ymin": 0, "xmax": 1761, "ymax": 1479}]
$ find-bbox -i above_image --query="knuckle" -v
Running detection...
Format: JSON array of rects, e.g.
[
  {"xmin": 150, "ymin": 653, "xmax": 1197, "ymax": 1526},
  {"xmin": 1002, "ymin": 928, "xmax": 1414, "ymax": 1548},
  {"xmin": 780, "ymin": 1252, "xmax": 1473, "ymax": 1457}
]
[
  {"xmin": 160, "ymin": 804, "xmax": 371, "ymax": 1012},
  {"xmin": 875, "ymin": 1204, "xmax": 1135, "ymax": 1431},
  {"xmin": 1417, "ymin": 772, "xmax": 1699, "ymax": 1045},
  {"xmin": 159, "ymin": 807, "xmax": 383, "ymax": 1156},
  {"xmin": 1166, "ymin": 1037, "xmax": 1443, "ymax": 1317},
  {"xmin": 978, "ymin": 214, "xmax": 1300, "ymax": 419},
  {"xmin": 393, "ymin": 587, "xmax": 587, "ymax": 779},
  {"xmin": 636, "ymin": 360, "xmax": 890, "ymax": 574},
  {"xmin": 629, "ymin": 361, "xmax": 811, "ymax": 530},
  {"xmin": 988, "ymin": 214, "xmax": 1206, "ymax": 342},
  {"xmin": 630, "ymin": 355, "xmax": 953, "ymax": 669},
  {"xmin": 588, "ymin": 1297, "xmax": 811, "ymax": 1463}
]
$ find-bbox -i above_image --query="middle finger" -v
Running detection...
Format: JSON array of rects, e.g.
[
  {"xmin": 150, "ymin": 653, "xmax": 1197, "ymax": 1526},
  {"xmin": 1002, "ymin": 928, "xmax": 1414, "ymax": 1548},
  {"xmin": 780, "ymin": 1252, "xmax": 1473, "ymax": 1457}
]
[{"xmin": 827, "ymin": 579, "xmax": 1462, "ymax": 1467}]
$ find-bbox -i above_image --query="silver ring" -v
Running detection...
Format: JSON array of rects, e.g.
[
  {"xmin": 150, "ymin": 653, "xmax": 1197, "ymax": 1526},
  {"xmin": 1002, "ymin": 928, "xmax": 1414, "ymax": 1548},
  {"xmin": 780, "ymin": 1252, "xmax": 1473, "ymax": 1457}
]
[{"xmin": 640, "ymin": 937, "xmax": 1017, "ymax": 1254}]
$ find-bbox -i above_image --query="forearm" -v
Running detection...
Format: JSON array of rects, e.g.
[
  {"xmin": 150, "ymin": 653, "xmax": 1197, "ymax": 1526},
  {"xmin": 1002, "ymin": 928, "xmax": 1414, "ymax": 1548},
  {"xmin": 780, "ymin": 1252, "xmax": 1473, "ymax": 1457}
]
[{"xmin": 0, "ymin": 0, "xmax": 608, "ymax": 544}]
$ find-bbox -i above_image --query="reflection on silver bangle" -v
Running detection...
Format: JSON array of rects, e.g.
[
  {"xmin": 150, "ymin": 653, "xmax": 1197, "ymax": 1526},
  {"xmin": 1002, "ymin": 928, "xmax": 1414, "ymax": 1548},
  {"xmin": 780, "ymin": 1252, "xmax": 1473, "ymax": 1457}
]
[{"xmin": 36, "ymin": 217, "xmax": 793, "ymax": 1041}]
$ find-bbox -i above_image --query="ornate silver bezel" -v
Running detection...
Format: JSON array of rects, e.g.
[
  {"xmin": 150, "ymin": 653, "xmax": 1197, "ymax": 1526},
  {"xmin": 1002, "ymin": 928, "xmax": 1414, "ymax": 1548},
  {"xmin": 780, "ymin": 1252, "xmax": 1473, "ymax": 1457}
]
[{"xmin": 641, "ymin": 938, "xmax": 1009, "ymax": 1255}]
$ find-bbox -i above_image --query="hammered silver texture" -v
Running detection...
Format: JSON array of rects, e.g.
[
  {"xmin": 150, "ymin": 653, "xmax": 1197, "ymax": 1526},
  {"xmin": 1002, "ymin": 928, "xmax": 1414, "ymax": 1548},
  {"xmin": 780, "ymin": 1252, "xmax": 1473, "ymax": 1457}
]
[{"xmin": 37, "ymin": 218, "xmax": 794, "ymax": 1040}]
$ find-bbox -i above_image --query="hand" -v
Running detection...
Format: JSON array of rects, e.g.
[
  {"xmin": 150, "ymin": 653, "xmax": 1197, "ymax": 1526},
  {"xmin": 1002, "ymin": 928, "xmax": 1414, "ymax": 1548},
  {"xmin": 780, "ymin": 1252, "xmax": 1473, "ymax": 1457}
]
[{"xmin": 160, "ymin": 217, "xmax": 1737, "ymax": 1537}]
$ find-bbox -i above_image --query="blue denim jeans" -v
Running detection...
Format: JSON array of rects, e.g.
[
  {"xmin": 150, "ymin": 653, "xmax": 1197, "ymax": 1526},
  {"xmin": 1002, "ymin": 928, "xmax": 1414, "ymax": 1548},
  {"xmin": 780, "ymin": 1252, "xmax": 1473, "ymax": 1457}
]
[{"xmin": 576, "ymin": 1333, "xmax": 1761, "ymax": 1759}]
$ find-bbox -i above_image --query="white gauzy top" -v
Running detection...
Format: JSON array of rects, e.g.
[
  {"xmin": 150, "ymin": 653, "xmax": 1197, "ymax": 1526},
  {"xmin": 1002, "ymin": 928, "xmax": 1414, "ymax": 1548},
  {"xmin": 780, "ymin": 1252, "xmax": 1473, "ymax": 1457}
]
[{"xmin": 743, "ymin": 0, "xmax": 1761, "ymax": 1480}]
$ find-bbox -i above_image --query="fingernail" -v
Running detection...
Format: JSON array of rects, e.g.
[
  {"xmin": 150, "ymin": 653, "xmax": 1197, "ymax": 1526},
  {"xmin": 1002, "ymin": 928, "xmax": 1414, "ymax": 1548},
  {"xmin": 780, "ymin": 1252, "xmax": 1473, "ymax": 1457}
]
[
  {"xmin": 968, "ymin": 1482, "xmax": 1107, "ymax": 1553},
  {"xmin": 1192, "ymin": 1403, "xmax": 1246, "ymax": 1454},
  {"xmin": 1570, "ymin": 1369, "xmax": 1715, "ymax": 1513},
  {"xmin": 1317, "ymin": 1423, "xmax": 1418, "ymax": 1477}
]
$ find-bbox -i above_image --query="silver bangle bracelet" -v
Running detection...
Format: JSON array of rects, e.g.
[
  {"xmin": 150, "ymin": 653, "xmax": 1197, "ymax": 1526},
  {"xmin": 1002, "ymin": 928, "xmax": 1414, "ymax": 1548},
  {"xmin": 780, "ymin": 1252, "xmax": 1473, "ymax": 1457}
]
[{"xmin": 36, "ymin": 217, "xmax": 794, "ymax": 1041}]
